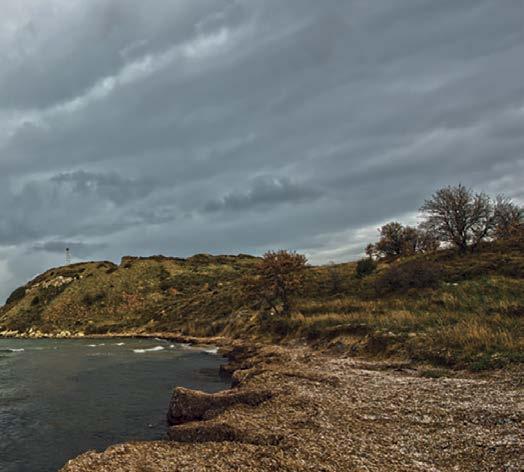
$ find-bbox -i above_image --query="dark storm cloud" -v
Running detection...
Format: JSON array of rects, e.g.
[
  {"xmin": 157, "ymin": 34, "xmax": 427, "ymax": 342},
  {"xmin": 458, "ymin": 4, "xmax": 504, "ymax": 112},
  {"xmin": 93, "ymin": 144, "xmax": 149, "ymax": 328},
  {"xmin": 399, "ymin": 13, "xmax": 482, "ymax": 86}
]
[
  {"xmin": 0, "ymin": 170, "xmax": 158, "ymax": 246},
  {"xmin": 0, "ymin": 0, "xmax": 523, "ymax": 300},
  {"xmin": 0, "ymin": 0, "xmax": 245, "ymax": 110}
]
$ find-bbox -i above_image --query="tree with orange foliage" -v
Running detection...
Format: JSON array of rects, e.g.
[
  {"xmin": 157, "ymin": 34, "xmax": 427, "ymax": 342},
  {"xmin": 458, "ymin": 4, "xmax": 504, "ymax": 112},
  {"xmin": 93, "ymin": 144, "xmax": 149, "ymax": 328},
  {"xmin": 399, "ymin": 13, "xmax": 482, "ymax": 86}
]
[{"xmin": 243, "ymin": 250, "xmax": 307, "ymax": 316}]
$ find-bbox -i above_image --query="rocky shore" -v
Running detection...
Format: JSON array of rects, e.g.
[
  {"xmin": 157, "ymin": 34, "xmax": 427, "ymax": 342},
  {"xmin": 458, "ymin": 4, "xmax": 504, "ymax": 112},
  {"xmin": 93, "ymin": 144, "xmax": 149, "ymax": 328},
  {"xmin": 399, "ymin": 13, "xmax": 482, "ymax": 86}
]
[{"xmin": 59, "ymin": 338, "xmax": 523, "ymax": 471}]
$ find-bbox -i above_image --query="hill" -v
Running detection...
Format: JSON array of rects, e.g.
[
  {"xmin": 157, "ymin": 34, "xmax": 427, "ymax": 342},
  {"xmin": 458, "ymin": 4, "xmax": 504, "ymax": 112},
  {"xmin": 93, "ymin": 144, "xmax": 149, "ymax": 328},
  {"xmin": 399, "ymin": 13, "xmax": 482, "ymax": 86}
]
[{"xmin": 1, "ymin": 238, "xmax": 523, "ymax": 370}]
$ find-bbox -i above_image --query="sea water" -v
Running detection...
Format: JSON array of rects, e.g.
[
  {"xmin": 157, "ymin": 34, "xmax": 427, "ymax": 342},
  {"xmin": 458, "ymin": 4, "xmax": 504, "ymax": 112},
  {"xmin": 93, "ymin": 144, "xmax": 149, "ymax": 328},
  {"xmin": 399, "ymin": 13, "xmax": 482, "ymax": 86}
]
[{"xmin": 0, "ymin": 338, "xmax": 229, "ymax": 472}]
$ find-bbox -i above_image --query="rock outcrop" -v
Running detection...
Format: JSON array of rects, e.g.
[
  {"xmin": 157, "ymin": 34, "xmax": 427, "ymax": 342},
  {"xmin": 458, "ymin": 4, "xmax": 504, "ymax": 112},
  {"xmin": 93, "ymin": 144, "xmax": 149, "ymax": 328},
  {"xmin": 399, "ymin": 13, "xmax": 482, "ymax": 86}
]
[{"xmin": 167, "ymin": 386, "xmax": 273, "ymax": 425}]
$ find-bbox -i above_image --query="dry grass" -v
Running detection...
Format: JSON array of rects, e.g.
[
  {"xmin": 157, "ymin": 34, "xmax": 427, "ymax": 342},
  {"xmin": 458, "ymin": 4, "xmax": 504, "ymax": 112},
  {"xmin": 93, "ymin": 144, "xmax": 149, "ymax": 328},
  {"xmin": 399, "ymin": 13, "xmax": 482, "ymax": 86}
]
[{"xmin": 283, "ymin": 274, "xmax": 524, "ymax": 368}]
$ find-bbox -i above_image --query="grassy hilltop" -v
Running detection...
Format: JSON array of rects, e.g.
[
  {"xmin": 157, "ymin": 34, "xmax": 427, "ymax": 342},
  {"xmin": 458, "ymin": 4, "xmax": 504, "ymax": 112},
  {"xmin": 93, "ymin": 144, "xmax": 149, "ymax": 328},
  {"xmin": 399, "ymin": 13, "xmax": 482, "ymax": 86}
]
[{"xmin": 1, "ymin": 238, "xmax": 523, "ymax": 371}]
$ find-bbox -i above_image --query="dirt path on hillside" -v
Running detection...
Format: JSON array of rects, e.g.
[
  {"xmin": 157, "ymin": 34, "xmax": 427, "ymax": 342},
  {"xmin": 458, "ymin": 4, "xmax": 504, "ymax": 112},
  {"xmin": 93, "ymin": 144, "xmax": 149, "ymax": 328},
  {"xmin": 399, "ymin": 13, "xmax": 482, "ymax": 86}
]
[{"xmin": 61, "ymin": 343, "xmax": 523, "ymax": 471}]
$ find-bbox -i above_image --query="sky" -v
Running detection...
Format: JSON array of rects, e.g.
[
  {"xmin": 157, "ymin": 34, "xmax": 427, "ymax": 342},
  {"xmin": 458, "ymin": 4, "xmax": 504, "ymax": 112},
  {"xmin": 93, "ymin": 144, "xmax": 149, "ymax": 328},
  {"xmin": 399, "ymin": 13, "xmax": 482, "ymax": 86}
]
[{"xmin": 0, "ymin": 0, "xmax": 523, "ymax": 301}]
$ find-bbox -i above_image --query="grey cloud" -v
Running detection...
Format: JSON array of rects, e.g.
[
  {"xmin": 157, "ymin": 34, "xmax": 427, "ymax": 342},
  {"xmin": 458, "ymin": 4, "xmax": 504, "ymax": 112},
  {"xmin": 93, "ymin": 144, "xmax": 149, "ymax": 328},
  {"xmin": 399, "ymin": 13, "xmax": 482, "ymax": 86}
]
[
  {"xmin": 0, "ymin": 0, "xmax": 523, "ymax": 301},
  {"xmin": 204, "ymin": 177, "xmax": 323, "ymax": 213},
  {"xmin": 0, "ymin": 0, "xmax": 245, "ymax": 110},
  {"xmin": 31, "ymin": 241, "xmax": 107, "ymax": 258},
  {"xmin": 50, "ymin": 170, "xmax": 154, "ymax": 205},
  {"xmin": 0, "ymin": 170, "xmax": 158, "ymax": 246}
]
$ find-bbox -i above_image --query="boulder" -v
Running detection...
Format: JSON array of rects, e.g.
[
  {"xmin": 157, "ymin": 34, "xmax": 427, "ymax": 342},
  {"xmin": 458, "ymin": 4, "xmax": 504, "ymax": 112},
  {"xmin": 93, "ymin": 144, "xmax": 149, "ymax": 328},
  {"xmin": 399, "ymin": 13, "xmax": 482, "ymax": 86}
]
[{"xmin": 167, "ymin": 387, "xmax": 273, "ymax": 426}]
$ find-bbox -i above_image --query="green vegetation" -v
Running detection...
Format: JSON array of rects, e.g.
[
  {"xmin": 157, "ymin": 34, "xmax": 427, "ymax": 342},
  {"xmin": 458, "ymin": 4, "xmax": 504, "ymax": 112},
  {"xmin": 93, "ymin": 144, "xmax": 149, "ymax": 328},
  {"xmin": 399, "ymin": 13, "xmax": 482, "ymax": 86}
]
[
  {"xmin": 374, "ymin": 259, "xmax": 441, "ymax": 294},
  {"xmin": 355, "ymin": 258, "xmax": 376, "ymax": 279},
  {"xmin": 5, "ymin": 286, "xmax": 27, "ymax": 305},
  {"xmin": 1, "ymin": 221, "xmax": 523, "ymax": 372},
  {"xmin": 0, "ymin": 236, "xmax": 522, "ymax": 371}
]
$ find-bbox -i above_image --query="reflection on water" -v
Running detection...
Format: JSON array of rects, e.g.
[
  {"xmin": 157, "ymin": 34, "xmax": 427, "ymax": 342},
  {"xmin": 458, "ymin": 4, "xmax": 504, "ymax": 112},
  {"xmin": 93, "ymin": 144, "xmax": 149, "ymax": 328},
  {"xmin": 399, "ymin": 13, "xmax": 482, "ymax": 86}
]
[{"xmin": 0, "ymin": 338, "xmax": 229, "ymax": 472}]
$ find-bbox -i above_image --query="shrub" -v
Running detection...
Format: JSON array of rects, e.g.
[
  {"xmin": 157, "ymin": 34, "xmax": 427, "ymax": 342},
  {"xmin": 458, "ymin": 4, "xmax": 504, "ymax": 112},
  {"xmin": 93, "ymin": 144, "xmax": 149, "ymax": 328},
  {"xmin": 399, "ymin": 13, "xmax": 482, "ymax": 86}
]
[
  {"xmin": 368, "ymin": 223, "xmax": 439, "ymax": 259},
  {"xmin": 258, "ymin": 311, "xmax": 301, "ymax": 337},
  {"xmin": 375, "ymin": 260, "xmax": 442, "ymax": 294},
  {"xmin": 6, "ymin": 286, "xmax": 27, "ymax": 305},
  {"xmin": 82, "ymin": 292, "xmax": 106, "ymax": 306},
  {"xmin": 355, "ymin": 258, "xmax": 376, "ymax": 278},
  {"xmin": 4, "ymin": 308, "xmax": 42, "ymax": 332},
  {"xmin": 327, "ymin": 263, "xmax": 344, "ymax": 294},
  {"xmin": 159, "ymin": 279, "xmax": 176, "ymax": 291},
  {"xmin": 36, "ymin": 285, "xmax": 69, "ymax": 305}
]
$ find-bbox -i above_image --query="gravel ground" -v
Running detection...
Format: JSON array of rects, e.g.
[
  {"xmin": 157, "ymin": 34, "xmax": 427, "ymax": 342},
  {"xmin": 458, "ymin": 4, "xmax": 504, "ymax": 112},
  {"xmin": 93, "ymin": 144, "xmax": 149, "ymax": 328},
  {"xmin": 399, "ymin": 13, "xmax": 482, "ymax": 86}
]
[{"xmin": 61, "ymin": 343, "xmax": 523, "ymax": 471}]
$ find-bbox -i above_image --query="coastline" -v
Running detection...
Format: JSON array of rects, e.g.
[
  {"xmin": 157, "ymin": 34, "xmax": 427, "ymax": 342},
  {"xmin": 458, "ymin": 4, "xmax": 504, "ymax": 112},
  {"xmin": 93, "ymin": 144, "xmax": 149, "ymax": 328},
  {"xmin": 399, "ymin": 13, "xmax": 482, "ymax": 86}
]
[
  {"xmin": 59, "ymin": 337, "xmax": 523, "ymax": 472},
  {"xmin": 2, "ymin": 333, "xmax": 522, "ymax": 471},
  {"xmin": 0, "ymin": 330, "xmax": 232, "ymax": 354}
]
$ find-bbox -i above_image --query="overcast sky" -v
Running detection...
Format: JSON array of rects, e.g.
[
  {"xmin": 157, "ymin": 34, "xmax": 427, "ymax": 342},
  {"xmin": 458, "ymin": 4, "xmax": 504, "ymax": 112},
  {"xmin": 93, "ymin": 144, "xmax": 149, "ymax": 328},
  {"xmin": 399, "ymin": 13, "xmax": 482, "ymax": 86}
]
[{"xmin": 1, "ymin": 0, "xmax": 523, "ymax": 301}]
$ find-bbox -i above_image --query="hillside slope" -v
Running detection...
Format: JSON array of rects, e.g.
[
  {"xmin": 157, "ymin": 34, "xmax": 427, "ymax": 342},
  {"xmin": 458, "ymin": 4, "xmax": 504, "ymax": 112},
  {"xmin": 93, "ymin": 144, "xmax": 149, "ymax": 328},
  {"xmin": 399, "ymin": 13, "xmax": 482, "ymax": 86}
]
[
  {"xmin": 0, "ymin": 254, "xmax": 259, "ymax": 336},
  {"xmin": 1, "ymin": 238, "xmax": 523, "ymax": 370}
]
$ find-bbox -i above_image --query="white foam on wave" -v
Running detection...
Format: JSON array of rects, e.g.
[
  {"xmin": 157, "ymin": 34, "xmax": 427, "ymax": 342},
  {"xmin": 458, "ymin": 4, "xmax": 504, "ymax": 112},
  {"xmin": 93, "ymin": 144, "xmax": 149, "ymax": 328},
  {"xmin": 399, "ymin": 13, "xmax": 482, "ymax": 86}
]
[
  {"xmin": 133, "ymin": 346, "xmax": 165, "ymax": 354},
  {"xmin": 7, "ymin": 348, "xmax": 25, "ymax": 353},
  {"xmin": 175, "ymin": 343, "xmax": 219, "ymax": 355},
  {"xmin": 114, "ymin": 342, "xmax": 125, "ymax": 346},
  {"xmin": 202, "ymin": 347, "xmax": 219, "ymax": 355}
]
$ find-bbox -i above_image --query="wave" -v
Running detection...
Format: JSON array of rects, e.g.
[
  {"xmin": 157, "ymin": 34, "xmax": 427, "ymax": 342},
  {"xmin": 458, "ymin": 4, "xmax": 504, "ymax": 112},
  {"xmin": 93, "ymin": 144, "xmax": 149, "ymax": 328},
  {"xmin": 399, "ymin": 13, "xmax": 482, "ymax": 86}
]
[
  {"xmin": 86, "ymin": 344, "xmax": 106, "ymax": 347},
  {"xmin": 114, "ymin": 342, "xmax": 125, "ymax": 346},
  {"xmin": 133, "ymin": 346, "xmax": 165, "ymax": 354},
  {"xmin": 202, "ymin": 347, "xmax": 219, "ymax": 355},
  {"xmin": 176, "ymin": 343, "xmax": 219, "ymax": 355},
  {"xmin": 0, "ymin": 348, "xmax": 25, "ymax": 353}
]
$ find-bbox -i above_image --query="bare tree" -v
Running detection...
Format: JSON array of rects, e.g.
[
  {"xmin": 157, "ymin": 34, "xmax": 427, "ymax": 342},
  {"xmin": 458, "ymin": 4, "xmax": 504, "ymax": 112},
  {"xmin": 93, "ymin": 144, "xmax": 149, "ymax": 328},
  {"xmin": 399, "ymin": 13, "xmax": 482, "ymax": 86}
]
[
  {"xmin": 416, "ymin": 228, "xmax": 440, "ymax": 253},
  {"xmin": 493, "ymin": 195, "xmax": 523, "ymax": 239},
  {"xmin": 420, "ymin": 184, "xmax": 495, "ymax": 252}
]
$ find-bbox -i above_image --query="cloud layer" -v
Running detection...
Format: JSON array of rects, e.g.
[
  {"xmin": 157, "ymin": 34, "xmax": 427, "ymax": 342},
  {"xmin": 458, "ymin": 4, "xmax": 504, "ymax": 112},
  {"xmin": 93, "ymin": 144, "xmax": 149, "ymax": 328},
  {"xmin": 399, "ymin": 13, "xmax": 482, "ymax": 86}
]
[{"xmin": 0, "ymin": 0, "xmax": 523, "ymax": 301}]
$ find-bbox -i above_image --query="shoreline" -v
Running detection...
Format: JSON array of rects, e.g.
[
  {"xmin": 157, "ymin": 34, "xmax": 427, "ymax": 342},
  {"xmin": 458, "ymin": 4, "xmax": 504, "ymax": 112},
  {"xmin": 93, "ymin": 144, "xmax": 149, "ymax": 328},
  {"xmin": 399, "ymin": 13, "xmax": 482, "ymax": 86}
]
[
  {"xmin": 0, "ymin": 331, "xmax": 233, "ymax": 349},
  {"xmin": 60, "ymin": 340, "xmax": 523, "ymax": 472},
  {"xmin": 2, "ymin": 333, "xmax": 522, "ymax": 470}
]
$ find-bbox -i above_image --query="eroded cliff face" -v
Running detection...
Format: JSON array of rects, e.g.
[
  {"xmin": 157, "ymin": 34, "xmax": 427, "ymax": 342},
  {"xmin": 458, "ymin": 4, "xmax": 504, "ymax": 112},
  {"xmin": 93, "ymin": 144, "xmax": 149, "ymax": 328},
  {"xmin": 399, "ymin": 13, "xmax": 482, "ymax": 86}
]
[{"xmin": 60, "ymin": 342, "xmax": 523, "ymax": 472}]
